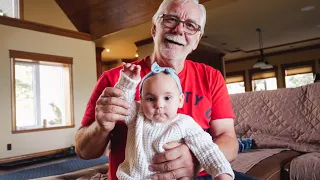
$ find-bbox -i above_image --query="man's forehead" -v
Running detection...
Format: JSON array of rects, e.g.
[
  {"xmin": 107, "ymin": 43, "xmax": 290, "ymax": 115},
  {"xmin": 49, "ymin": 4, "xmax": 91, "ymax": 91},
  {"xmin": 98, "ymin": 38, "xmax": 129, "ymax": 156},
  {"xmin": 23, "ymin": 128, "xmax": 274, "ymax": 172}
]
[{"xmin": 164, "ymin": 2, "xmax": 201, "ymax": 22}]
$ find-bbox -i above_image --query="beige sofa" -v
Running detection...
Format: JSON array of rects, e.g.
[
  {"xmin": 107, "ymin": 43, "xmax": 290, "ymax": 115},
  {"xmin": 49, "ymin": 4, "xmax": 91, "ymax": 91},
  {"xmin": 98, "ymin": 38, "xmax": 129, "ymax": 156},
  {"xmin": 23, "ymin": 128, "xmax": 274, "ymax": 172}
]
[
  {"xmin": 230, "ymin": 82, "xmax": 320, "ymax": 180},
  {"xmin": 35, "ymin": 83, "xmax": 320, "ymax": 180}
]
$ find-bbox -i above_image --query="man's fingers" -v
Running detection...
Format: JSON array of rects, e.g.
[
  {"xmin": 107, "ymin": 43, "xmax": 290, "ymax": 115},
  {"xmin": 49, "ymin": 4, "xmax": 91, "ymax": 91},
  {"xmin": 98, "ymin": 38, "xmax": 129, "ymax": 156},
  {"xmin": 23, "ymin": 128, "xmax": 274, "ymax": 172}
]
[
  {"xmin": 100, "ymin": 87, "xmax": 125, "ymax": 98},
  {"xmin": 179, "ymin": 177, "xmax": 193, "ymax": 180},
  {"xmin": 98, "ymin": 105, "xmax": 130, "ymax": 116},
  {"xmin": 163, "ymin": 141, "xmax": 182, "ymax": 150},
  {"xmin": 150, "ymin": 157, "xmax": 184, "ymax": 172},
  {"xmin": 152, "ymin": 168, "xmax": 193, "ymax": 180},
  {"xmin": 97, "ymin": 96, "xmax": 130, "ymax": 108},
  {"xmin": 152, "ymin": 146, "xmax": 181, "ymax": 164}
]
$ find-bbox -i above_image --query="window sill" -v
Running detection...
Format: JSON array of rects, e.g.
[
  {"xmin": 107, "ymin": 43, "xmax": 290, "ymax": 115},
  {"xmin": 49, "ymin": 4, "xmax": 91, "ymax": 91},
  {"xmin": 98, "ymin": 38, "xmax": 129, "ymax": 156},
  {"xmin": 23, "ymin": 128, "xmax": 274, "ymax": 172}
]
[{"xmin": 12, "ymin": 125, "xmax": 75, "ymax": 134}]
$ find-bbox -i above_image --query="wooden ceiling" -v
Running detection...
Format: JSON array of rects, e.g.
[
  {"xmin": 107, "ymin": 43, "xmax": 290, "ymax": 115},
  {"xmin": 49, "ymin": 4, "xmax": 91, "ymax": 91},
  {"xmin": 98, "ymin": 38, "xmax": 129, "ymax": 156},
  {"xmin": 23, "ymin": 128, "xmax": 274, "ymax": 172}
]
[{"xmin": 55, "ymin": 0, "xmax": 210, "ymax": 40}]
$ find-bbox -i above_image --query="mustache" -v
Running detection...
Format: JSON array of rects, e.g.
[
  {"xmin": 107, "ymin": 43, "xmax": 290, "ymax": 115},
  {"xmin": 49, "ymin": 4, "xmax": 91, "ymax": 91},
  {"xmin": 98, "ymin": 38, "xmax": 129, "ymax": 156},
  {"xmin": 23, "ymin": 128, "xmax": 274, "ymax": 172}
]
[{"xmin": 164, "ymin": 34, "xmax": 186, "ymax": 46}]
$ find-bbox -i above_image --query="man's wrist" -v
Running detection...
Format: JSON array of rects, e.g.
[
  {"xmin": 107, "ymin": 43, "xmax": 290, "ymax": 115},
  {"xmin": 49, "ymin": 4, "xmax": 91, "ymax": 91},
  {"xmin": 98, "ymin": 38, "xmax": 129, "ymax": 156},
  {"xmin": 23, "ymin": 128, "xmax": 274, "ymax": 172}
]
[{"xmin": 92, "ymin": 120, "xmax": 111, "ymax": 137}]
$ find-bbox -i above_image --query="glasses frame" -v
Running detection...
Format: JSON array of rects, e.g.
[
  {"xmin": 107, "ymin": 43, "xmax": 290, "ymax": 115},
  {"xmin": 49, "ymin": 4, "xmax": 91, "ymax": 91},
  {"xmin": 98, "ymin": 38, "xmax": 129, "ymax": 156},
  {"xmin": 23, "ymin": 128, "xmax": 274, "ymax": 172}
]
[{"xmin": 159, "ymin": 14, "xmax": 201, "ymax": 35}]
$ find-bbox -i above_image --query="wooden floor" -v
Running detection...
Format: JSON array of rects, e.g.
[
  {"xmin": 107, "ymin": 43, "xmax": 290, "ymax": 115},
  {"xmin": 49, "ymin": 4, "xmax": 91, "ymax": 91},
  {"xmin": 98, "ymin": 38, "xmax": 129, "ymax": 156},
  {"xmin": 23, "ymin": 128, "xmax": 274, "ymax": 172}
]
[{"xmin": 0, "ymin": 156, "xmax": 77, "ymax": 175}]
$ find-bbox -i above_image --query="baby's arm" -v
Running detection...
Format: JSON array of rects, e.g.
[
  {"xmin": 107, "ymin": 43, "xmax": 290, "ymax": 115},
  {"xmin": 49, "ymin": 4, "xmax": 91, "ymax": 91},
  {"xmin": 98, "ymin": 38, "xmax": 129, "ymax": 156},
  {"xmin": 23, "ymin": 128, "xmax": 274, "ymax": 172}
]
[
  {"xmin": 179, "ymin": 116, "xmax": 235, "ymax": 179},
  {"xmin": 114, "ymin": 63, "xmax": 141, "ymax": 124}
]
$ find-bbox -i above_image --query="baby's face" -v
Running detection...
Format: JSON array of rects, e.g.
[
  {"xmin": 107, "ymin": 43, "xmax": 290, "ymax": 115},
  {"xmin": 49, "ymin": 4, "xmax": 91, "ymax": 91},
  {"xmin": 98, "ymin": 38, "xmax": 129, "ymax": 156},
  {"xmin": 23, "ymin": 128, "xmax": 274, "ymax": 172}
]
[{"xmin": 140, "ymin": 73, "xmax": 184, "ymax": 123}]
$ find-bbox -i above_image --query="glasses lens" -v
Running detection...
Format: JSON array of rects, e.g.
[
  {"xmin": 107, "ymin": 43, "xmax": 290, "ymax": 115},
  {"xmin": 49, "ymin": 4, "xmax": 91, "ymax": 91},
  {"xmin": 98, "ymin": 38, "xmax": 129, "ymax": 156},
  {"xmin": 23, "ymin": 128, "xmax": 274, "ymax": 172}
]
[
  {"xmin": 184, "ymin": 21, "xmax": 198, "ymax": 34},
  {"xmin": 162, "ymin": 15, "xmax": 179, "ymax": 28},
  {"xmin": 161, "ymin": 14, "xmax": 200, "ymax": 35}
]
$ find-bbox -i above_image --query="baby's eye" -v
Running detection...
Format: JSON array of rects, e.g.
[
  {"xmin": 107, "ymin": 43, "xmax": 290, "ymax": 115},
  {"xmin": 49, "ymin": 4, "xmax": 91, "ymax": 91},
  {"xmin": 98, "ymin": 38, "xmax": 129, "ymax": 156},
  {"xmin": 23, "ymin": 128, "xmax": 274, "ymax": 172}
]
[
  {"xmin": 164, "ymin": 96, "xmax": 172, "ymax": 101},
  {"xmin": 147, "ymin": 97, "xmax": 155, "ymax": 102}
]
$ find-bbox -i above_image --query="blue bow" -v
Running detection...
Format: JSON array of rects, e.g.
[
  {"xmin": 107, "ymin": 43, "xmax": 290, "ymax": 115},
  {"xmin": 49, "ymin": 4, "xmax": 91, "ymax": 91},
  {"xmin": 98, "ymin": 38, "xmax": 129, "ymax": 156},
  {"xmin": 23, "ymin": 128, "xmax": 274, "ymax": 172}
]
[{"xmin": 139, "ymin": 62, "xmax": 183, "ymax": 95}]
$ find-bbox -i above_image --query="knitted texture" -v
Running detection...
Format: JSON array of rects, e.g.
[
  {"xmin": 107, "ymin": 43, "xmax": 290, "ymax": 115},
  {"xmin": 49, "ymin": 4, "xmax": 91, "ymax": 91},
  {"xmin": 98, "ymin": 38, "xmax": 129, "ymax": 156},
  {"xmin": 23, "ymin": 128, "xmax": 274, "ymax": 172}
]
[{"xmin": 114, "ymin": 71, "xmax": 235, "ymax": 179}]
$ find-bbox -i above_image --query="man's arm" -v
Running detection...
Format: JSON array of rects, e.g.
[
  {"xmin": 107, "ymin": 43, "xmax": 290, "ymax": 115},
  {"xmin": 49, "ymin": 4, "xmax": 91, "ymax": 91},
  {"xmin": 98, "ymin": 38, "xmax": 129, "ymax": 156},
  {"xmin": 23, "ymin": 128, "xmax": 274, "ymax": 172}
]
[
  {"xmin": 75, "ymin": 87, "xmax": 131, "ymax": 159},
  {"xmin": 209, "ymin": 118, "xmax": 238, "ymax": 162},
  {"xmin": 75, "ymin": 122, "xmax": 110, "ymax": 159}
]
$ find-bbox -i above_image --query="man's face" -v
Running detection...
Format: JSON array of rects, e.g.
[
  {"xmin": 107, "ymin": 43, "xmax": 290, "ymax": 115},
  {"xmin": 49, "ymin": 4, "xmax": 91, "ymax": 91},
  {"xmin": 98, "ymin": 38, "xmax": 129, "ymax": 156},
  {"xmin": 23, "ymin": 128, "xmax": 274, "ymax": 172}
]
[
  {"xmin": 141, "ymin": 73, "xmax": 184, "ymax": 123},
  {"xmin": 152, "ymin": 1, "xmax": 203, "ymax": 60}
]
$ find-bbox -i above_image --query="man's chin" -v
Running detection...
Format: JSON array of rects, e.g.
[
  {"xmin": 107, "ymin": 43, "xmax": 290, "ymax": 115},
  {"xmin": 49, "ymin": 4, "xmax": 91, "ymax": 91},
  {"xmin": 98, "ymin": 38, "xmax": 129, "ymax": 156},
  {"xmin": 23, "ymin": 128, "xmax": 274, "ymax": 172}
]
[{"xmin": 160, "ymin": 51, "xmax": 185, "ymax": 60}]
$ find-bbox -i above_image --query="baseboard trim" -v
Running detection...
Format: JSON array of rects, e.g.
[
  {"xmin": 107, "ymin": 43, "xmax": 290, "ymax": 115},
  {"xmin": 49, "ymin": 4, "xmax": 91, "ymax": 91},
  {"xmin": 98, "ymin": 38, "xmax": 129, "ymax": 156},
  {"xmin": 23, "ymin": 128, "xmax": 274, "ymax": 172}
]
[{"xmin": 0, "ymin": 147, "xmax": 71, "ymax": 164}]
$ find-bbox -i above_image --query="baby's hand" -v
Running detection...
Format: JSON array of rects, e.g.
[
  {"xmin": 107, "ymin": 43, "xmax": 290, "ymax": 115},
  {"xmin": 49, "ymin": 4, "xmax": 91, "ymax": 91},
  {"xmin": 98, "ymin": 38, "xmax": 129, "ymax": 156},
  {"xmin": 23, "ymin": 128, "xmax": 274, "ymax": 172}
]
[
  {"xmin": 123, "ymin": 62, "xmax": 141, "ymax": 80},
  {"xmin": 215, "ymin": 174, "xmax": 233, "ymax": 180}
]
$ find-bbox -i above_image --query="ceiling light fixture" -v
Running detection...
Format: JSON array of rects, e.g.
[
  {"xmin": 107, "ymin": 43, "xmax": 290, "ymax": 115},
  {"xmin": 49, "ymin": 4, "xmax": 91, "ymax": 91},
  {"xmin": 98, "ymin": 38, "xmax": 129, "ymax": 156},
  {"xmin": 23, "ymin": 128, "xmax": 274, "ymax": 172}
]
[
  {"xmin": 135, "ymin": 53, "xmax": 139, "ymax": 58},
  {"xmin": 106, "ymin": 49, "xmax": 110, "ymax": 52},
  {"xmin": 253, "ymin": 28, "xmax": 273, "ymax": 69},
  {"xmin": 301, "ymin": 6, "xmax": 315, "ymax": 12}
]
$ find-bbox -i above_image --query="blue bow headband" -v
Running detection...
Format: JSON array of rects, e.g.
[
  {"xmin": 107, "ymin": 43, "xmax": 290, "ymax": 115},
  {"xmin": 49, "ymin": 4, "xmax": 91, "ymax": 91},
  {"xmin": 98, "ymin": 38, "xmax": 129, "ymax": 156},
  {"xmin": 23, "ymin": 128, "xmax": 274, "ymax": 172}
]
[{"xmin": 139, "ymin": 62, "xmax": 183, "ymax": 95}]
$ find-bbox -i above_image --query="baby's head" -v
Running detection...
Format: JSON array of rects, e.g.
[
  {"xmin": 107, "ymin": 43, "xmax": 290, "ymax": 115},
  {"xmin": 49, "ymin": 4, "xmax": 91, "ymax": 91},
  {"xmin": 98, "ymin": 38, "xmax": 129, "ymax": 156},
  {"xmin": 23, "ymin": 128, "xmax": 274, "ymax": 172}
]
[{"xmin": 139, "ymin": 63, "xmax": 184, "ymax": 123}]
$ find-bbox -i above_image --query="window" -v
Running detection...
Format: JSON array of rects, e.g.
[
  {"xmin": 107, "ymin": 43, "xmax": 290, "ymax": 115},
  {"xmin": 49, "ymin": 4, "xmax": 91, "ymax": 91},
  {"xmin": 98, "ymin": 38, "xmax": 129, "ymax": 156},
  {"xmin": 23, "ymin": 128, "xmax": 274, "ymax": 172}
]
[
  {"xmin": 10, "ymin": 50, "xmax": 74, "ymax": 133},
  {"xmin": 0, "ymin": 0, "xmax": 21, "ymax": 18},
  {"xmin": 226, "ymin": 75, "xmax": 245, "ymax": 94},
  {"xmin": 252, "ymin": 71, "xmax": 277, "ymax": 91},
  {"xmin": 285, "ymin": 66, "xmax": 314, "ymax": 88}
]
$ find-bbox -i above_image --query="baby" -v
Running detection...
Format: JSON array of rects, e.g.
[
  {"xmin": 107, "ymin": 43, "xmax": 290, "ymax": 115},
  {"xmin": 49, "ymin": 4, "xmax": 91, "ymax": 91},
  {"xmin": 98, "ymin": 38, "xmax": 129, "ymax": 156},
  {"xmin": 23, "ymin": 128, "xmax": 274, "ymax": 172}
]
[{"xmin": 115, "ymin": 62, "xmax": 234, "ymax": 180}]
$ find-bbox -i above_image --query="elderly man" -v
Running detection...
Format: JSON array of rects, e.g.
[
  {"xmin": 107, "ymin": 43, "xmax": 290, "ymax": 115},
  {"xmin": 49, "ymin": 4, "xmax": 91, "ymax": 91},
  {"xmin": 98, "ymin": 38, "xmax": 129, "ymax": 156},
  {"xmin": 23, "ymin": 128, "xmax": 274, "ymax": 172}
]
[{"xmin": 76, "ymin": 0, "xmax": 256, "ymax": 179}]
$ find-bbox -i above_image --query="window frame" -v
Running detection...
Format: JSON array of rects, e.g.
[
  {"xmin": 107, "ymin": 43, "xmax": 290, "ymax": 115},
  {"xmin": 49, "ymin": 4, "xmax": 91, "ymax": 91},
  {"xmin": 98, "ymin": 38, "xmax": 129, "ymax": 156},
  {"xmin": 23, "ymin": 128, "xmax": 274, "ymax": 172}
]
[
  {"xmin": 249, "ymin": 66, "xmax": 278, "ymax": 91},
  {"xmin": 10, "ymin": 50, "xmax": 75, "ymax": 134},
  {"xmin": 281, "ymin": 60, "xmax": 316, "ymax": 88},
  {"xmin": 226, "ymin": 71, "xmax": 247, "ymax": 93},
  {"xmin": 0, "ymin": 0, "xmax": 23, "ymax": 19}
]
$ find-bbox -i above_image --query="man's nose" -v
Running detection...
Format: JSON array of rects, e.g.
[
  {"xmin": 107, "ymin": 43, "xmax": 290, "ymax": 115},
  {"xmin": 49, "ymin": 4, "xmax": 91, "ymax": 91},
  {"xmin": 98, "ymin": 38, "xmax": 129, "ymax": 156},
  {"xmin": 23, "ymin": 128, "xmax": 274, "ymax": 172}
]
[{"xmin": 172, "ymin": 22, "xmax": 184, "ymax": 35}]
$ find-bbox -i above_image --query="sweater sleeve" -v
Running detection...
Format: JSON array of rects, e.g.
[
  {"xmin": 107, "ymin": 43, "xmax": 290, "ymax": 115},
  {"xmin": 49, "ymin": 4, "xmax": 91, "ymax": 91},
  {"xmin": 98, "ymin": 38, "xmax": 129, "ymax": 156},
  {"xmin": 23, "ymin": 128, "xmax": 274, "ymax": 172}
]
[
  {"xmin": 179, "ymin": 116, "xmax": 235, "ymax": 179},
  {"xmin": 114, "ymin": 70, "xmax": 141, "ymax": 124}
]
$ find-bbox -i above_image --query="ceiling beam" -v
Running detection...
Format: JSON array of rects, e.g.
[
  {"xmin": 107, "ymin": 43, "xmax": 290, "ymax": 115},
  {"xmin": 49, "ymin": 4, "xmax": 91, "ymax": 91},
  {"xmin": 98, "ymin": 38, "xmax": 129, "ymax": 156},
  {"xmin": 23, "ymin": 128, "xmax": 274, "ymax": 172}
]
[
  {"xmin": 55, "ymin": 0, "xmax": 211, "ymax": 40},
  {"xmin": 55, "ymin": 0, "xmax": 90, "ymax": 33}
]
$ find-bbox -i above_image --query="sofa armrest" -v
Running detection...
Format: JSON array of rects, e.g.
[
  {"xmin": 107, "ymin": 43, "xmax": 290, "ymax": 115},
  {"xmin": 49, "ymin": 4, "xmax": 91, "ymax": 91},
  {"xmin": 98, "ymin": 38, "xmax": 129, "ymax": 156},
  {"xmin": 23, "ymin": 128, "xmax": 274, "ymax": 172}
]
[{"xmin": 246, "ymin": 150, "xmax": 301, "ymax": 180}]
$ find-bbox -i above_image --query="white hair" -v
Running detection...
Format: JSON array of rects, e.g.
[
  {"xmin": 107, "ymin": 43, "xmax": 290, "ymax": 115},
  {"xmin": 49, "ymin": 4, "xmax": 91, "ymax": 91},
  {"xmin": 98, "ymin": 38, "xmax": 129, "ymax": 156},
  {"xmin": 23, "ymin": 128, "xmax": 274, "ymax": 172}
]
[{"xmin": 152, "ymin": 0, "xmax": 206, "ymax": 33}]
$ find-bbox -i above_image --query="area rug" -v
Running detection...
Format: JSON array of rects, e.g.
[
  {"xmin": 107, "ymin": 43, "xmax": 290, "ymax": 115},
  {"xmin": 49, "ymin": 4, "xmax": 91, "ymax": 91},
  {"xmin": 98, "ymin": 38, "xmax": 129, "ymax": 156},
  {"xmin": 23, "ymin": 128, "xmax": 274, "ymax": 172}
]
[{"xmin": 0, "ymin": 156, "xmax": 108, "ymax": 180}]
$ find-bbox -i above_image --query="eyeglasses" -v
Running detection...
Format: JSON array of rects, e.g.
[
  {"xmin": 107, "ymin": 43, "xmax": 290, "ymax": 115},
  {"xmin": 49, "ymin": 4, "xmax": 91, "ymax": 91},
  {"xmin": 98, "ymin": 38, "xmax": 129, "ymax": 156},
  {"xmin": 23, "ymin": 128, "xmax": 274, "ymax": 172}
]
[{"xmin": 159, "ymin": 14, "xmax": 201, "ymax": 35}]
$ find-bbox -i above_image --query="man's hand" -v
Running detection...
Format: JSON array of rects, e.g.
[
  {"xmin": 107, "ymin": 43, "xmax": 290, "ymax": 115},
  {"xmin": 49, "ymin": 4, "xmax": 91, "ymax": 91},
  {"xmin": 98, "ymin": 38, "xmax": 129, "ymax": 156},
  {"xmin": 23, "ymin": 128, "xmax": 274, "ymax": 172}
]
[
  {"xmin": 149, "ymin": 142, "xmax": 199, "ymax": 180},
  {"xmin": 95, "ymin": 87, "xmax": 131, "ymax": 132}
]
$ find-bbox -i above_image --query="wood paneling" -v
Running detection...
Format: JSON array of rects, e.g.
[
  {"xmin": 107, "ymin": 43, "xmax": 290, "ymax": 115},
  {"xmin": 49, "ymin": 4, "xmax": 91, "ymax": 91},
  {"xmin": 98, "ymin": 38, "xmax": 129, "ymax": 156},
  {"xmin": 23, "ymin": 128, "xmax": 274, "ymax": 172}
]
[
  {"xmin": 225, "ymin": 44, "xmax": 320, "ymax": 65},
  {"xmin": 55, "ymin": 0, "xmax": 90, "ymax": 33},
  {"xmin": 96, "ymin": 47, "xmax": 104, "ymax": 79},
  {"xmin": 0, "ymin": 16, "xmax": 91, "ymax": 41},
  {"xmin": 135, "ymin": 37, "xmax": 154, "ymax": 47},
  {"xmin": 55, "ymin": 0, "xmax": 211, "ymax": 40},
  {"xmin": 187, "ymin": 49, "xmax": 225, "ymax": 75}
]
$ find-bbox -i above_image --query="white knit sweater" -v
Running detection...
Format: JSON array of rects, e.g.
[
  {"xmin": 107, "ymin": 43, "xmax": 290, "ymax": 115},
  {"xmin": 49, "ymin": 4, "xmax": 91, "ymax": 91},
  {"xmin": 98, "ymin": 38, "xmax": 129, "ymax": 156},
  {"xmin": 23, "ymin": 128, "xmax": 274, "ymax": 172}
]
[{"xmin": 115, "ymin": 71, "xmax": 235, "ymax": 180}]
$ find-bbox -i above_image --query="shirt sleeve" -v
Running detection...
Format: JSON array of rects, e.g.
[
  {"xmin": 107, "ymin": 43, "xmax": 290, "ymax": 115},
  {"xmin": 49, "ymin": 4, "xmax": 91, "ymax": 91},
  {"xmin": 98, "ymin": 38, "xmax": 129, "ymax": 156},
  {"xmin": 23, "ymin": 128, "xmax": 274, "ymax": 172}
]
[
  {"xmin": 114, "ymin": 71, "xmax": 141, "ymax": 124},
  {"xmin": 210, "ymin": 70, "xmax": 235, "ymax": 120},
  {"xmin": 180, "ymin": 116, "xmax": 235, "ymax": 179}
]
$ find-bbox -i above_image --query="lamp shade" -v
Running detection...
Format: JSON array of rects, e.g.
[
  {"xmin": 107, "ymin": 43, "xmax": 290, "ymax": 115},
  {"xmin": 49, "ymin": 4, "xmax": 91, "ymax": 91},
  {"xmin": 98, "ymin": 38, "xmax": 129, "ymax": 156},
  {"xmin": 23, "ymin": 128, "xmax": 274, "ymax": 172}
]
[
  {"xmin": 253, "ymin": 62, "xmax": 266, "ymax": 68},
  {"xmin": 260, "ymin": 62, "xmax": 273, "ymax": 69}
]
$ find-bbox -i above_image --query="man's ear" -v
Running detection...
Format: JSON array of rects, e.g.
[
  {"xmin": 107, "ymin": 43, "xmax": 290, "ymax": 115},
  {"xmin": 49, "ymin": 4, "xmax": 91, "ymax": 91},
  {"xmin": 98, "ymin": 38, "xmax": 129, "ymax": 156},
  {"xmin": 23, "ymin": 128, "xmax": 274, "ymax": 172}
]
[
  {"xmin": 192, "ymin": 33, "xmax": 203, "ymax": 51},
  {"xmin": 151, "ymin": 23, "xmax": 156, "ymax": 37},
  {"xmin": 178, "ymin": 93, "xmax": 185, "ymax": 108}
]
